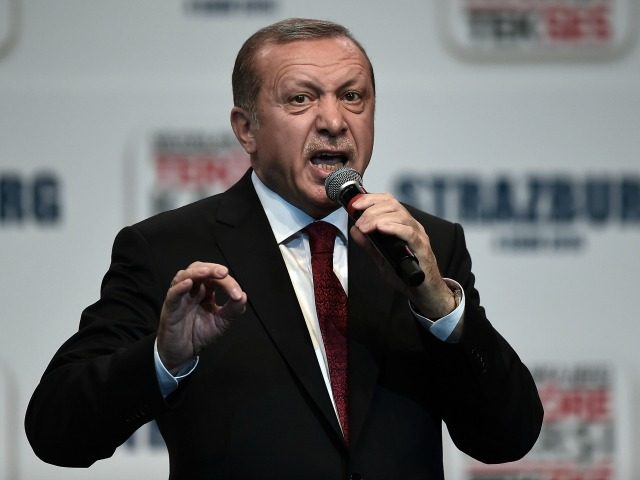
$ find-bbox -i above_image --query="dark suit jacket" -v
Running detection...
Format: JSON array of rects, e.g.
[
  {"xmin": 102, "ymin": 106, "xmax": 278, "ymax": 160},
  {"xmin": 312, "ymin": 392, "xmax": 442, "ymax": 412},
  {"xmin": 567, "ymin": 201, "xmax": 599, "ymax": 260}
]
[{"xmin": 26, "ymin": 169, "xmax": 543, "ymax": 479}]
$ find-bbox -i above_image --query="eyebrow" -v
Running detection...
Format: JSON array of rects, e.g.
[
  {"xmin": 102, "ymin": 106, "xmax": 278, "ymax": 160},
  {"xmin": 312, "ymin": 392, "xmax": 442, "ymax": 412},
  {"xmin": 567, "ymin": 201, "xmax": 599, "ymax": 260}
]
[{"xmin": 280, "ymin": 75, "xmax": 369, "ymax": 94}]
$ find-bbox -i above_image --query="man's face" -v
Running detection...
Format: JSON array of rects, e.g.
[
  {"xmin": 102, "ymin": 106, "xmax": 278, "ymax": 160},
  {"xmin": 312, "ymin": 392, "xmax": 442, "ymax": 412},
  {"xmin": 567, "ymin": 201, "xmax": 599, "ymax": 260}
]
[{"xmin": 238, "ymin": 37, "xmax": 375, "ymax": 218}]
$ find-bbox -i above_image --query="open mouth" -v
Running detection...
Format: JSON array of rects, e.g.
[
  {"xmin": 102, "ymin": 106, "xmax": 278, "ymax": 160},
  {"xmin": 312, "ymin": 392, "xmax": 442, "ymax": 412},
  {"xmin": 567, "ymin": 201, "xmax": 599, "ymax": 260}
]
[{"xmin": 310, "ymin": 152, "xmax": 348, "ymax": 172}]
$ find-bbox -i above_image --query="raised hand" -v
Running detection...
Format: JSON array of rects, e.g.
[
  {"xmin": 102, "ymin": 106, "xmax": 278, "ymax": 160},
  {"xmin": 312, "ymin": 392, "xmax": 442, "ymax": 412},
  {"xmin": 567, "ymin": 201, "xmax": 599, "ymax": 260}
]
[{"xmin": 157, "ymin": 262, "xmax": 247, "ymax": 372}]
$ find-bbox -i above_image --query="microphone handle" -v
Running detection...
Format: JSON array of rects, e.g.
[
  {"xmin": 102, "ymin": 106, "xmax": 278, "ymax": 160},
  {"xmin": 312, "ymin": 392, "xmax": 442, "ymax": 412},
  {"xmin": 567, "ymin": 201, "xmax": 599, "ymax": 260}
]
[{"xmin": 339, "ymin": 184, "xmax": 425, "ymax": 287}]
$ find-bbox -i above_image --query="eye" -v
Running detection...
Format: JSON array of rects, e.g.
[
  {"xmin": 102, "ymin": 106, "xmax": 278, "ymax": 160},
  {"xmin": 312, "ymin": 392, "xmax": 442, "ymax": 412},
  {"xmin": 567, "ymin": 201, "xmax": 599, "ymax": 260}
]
[
  {"xmin": 342, "ymin": 91, "xmax": 362, "ymax": 103},
  {"xmin": 291, "ymin": 94, "xmax": 310, "ymax": 104}
]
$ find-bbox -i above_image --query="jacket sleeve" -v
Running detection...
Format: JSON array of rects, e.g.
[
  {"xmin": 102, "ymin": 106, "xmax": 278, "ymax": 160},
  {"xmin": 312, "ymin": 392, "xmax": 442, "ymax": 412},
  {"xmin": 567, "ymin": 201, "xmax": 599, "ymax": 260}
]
[
  {"xmin": 24, "ymin": 226, "xmax": 173, "ymax": 467},
  {"xmin": 421, "ymin": 220, "xmax": 544, "ymax": 463}
]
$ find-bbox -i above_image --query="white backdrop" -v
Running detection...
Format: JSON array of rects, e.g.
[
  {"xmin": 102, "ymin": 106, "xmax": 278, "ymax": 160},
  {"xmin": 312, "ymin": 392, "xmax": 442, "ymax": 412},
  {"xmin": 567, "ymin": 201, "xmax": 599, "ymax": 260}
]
[{"xmin": 1, "ymin": 1, "xmax": 639, "ymax": 479}]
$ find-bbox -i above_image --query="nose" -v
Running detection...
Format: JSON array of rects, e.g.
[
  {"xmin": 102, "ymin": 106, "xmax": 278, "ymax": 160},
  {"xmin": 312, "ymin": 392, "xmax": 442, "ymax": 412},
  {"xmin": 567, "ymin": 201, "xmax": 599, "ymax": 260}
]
[{"xmin": 315, "ymin": 98, "xmax": 348, "ymax": 138}]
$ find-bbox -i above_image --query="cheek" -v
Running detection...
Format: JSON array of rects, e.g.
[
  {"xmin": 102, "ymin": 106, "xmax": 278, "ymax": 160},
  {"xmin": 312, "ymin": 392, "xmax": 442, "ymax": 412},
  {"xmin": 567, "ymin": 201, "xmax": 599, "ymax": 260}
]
[
  {"xmin": 350, "ymin": 111, "xmax": 374, "ymax": 136},
  {"xmin": 354, "ymin": 121, "xmax": 374, "ymax": 151},
  {"xmin": 268, "ymin": 119, "xmax": 308, "ymax": 152}
]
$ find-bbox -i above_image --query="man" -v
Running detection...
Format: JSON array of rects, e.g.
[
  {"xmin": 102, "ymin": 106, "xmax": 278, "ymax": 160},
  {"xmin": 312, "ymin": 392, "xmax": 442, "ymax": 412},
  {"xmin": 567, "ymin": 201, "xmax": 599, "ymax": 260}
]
[{"xmin": 26, "ymin": 18, "xmax": 543, "ymax": 479}]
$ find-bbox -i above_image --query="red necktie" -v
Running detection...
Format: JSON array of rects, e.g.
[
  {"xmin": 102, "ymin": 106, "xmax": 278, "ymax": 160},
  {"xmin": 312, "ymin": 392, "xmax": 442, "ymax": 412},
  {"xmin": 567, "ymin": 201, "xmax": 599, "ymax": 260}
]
[{"xmin": 305, "ymin": 221, "xmax": 349, "ymax": 443}]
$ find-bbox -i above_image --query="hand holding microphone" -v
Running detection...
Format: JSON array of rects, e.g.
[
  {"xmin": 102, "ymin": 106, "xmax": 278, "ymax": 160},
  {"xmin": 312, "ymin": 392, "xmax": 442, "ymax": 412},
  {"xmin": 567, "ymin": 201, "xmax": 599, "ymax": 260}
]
[
  {"xmin": 325, "ymin": 167, "xmax": 459, "ymax": 318},
  {"xmin": 325, "ymin": 167, "xmax": 425, "ymax": 287}
]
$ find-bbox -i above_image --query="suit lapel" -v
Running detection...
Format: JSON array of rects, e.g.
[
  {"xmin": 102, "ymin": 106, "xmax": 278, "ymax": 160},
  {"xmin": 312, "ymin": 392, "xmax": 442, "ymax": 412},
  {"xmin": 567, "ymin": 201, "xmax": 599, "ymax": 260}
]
[
  {"xmin": 347, "ymin": 231, "xmax": 395, "ymax": 447},
  {"xmin": 212, "ymin": 171, "xmax": 344, "ymax": 442}
]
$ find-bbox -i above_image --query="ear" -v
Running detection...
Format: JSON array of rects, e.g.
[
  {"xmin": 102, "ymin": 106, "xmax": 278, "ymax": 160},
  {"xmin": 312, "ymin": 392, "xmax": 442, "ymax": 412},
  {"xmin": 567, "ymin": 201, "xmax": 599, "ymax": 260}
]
[{"xmin": 230, "ymin": 107, "xmax": 257, "ymax": 155}]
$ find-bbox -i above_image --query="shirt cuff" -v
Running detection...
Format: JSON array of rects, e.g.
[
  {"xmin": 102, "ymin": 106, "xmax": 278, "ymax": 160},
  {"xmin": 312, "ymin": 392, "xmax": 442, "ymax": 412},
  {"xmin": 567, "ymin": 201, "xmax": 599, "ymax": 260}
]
[
  {"xmin": 154, "ymin": 339, "xmax": 199, "ymax": 398},
  {"xmin": 410, "ymin": 278, "xmax": 465, "ymax": 343}
]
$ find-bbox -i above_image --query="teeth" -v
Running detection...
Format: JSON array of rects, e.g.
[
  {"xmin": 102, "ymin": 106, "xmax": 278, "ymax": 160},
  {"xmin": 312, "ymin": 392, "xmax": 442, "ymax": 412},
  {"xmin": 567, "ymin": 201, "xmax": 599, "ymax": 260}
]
[
  {"xmin": 311, "ymin": 153, "xmax": 346, "ymax": 172},
  {"xmin": 315, "ymin": 163, "xmax": 340, "ymax": 172}
]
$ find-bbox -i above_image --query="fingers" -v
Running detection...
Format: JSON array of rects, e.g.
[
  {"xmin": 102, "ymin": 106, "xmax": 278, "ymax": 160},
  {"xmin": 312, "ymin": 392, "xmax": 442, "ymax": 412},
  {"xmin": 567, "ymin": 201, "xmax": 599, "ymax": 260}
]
[
  {"xmin": 163, "ymin": 278, "xmax": 195, "ymax": 316},
  {"xmin": 164, "ymin": 262, "xmax": 246, "ymax": 319},
  {"xmin": 158, "ymin": 263, "xmax": 247, "ymax": 369},
  {"xmin": 350, "ymin": 193, "xmax": 425, "ymax": 248},
  {"xmin": 171, "ymin": 262, "xmax": 230, "ymax": 288},
  {"xmin": 216, "ymin": 290, "xmax": 248, "ymax": 318},
  {"xmin": 201, "ymin": 274, "xmax": 248, "ymax": 317},
  {"xmin": 349, "ymin": 193, "xmax": 449, "ymax": 306},
  {"xmin": 164, "ymin": 263, "xmax": 226, "ymax": 307},
  {"xmin": 349, "ymin": 224, "xmax": 390, "ymax": 272}
]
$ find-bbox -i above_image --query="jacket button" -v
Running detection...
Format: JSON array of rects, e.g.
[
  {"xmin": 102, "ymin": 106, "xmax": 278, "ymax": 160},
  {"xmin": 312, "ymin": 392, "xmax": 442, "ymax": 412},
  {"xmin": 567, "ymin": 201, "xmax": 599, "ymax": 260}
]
[{"xmin": 348, "ymin": 474, "xmax": 362, "ymax": 480}]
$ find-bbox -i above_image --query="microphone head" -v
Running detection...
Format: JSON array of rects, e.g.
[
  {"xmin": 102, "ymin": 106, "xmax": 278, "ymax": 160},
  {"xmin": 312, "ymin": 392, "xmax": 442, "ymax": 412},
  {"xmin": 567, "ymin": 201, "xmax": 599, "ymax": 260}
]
[{"xmin": 325, "ymin": 167, "xmax": 363, "ymax": 202}]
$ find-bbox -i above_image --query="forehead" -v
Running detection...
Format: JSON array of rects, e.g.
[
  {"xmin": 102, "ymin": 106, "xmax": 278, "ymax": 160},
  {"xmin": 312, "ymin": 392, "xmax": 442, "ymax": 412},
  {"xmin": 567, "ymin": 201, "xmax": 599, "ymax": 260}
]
[{"xmin": 254, "ymin": 37, "xmax": 372, "ymax": 86}]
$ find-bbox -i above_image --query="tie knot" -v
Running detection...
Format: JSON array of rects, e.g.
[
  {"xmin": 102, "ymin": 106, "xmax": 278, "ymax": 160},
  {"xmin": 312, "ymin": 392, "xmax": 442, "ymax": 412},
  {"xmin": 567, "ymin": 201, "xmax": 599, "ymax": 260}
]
[{"xmin": 305, "ymin": 221, "xmax": 339, "ymax": 255}]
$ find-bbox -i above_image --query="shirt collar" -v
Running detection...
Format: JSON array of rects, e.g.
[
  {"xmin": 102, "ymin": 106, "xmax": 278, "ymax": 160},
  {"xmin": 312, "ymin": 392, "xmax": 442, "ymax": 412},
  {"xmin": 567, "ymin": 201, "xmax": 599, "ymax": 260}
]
[{"xmin": 251, "ymin": 170, "xmax": 349, "ymax": 244}]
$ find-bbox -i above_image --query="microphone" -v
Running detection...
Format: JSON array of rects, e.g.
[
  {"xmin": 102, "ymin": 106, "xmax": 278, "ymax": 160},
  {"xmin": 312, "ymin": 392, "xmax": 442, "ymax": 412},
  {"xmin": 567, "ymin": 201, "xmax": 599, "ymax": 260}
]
[{"xmin": 325, "ymin": 167, "xmax": 425, "ymax": 287}]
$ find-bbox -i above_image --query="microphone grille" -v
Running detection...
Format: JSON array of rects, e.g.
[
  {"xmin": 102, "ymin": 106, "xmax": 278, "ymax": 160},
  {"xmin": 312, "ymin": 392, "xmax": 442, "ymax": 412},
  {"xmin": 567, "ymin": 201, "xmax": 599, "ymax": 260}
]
[{"xmin": 325, "ymin": 167, "xmax": 363, "ymax": 202}]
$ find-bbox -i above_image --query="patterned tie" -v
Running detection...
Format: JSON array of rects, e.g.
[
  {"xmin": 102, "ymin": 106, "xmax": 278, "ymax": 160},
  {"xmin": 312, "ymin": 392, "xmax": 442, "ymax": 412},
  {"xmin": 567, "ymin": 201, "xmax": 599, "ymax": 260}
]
[{"xmin": 305, "ymin": 221, "xmax": 349, "ymax": 443}]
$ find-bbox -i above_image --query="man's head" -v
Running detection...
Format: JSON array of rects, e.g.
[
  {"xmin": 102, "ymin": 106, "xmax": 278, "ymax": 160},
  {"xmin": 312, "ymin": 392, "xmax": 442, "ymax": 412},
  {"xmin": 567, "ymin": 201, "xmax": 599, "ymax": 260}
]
[
  {"xmin": 230, "ymin": 18, "xmax": 376, "ymax": 219},
  {"xmin": 232, "ymin": 18, "xmax": 375, "ymax": 116}
]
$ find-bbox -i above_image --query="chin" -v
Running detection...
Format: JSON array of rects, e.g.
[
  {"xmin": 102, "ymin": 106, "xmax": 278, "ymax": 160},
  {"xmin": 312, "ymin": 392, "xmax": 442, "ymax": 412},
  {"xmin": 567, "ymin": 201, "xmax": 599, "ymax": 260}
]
[{"xmin": 313, "ymin": 203, "xmax": 340, "ymax": 219}]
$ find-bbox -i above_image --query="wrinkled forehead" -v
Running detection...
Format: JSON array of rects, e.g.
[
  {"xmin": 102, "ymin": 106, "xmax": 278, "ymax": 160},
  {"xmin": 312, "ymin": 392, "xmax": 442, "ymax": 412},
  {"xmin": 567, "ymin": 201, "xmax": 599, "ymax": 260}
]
[{"xmin": 254, "ymin": 37, "xmax": 374, "ymax": 86}]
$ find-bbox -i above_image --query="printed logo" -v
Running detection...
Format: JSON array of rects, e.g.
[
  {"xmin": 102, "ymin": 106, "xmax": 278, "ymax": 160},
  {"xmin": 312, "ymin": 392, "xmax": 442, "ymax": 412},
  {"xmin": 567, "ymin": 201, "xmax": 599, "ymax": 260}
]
[
  {"xmin": 126, "ymin": 130, "xmax": 250, "ymax": 223},
  {"xmin": 438, "ymin": 0, "xmax": 636, "ymax": 60},
  {"xmin": 0, "ymin": 171, "xmax": 63, "ymax": 226},
  {"xmin": 183, "ymin": 0, "xmax": 277, "ymax": 15},
  {"xmin": 394, "ymin": 173, "xmax": 640, "ymax": 252}
]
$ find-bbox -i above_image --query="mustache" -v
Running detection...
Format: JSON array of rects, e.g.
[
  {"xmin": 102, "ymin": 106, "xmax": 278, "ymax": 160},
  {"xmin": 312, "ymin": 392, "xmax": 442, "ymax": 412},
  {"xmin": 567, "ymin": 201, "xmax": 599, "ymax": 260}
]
[{"xmin": 304, "ymin": 138, "xmax": 356, "ymax": 158}]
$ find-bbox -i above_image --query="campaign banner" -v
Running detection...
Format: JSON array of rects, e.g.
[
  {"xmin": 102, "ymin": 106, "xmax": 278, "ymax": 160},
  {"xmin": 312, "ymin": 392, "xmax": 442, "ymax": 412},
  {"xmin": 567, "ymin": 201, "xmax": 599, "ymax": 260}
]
[
  {"xmin": 394, "ymin": 172, "xmax": 640, "ymax": 254},
  {"xmin": 0, "ymin": 171, "xmax": 62, "ymax": 226},
  {"xmin": 126, "ymin": 130, "xmax": 250, "ymax": 223},
  {"xmin": 438, "ymin": 0, "xmax": 636, "ymax": 60},
  {"xmin": 447, "ymin": 363, "xmax": 630, "ymax": 480}
]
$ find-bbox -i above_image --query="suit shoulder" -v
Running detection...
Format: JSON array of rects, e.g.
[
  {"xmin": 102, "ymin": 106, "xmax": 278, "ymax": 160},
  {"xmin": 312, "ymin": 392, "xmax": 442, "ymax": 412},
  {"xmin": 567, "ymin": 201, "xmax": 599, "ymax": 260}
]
[
  {"xmin": 128, "ymin": 169, "xmax": 254, "ymax": 239},
  {"xmin": 128, "ymin": 194, "xmax": 224, "ymax": 239}
]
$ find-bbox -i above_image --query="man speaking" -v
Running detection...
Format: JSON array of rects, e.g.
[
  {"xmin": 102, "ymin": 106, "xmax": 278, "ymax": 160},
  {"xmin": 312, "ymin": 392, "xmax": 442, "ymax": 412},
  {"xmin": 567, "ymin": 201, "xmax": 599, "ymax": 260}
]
[{"xmin": 25, "ymin": 18, "xmax": 543, "ymax": 479}]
